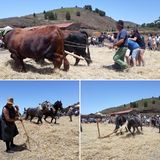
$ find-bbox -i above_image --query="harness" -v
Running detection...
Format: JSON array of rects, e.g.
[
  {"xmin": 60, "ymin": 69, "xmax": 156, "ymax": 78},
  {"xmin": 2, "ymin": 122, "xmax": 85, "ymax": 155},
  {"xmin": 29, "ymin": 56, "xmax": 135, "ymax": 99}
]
[{"xmin": 64, "ymin": 40, "xmax": 88, "ymax": 49}]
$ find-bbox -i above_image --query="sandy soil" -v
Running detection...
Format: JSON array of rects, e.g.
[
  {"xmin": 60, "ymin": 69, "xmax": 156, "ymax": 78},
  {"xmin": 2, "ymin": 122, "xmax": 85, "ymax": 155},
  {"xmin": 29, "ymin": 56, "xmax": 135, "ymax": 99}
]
[
  {"xmin": 0, "ymin": 116, "xmax": 79, "ymax": 160},
  {"xmin": 81, "ymin": 123, "xmax": 160, "ymax": 160},
  {"xmin": 0, "ymin": 47, "xmax": 160, "ymax": 80}
]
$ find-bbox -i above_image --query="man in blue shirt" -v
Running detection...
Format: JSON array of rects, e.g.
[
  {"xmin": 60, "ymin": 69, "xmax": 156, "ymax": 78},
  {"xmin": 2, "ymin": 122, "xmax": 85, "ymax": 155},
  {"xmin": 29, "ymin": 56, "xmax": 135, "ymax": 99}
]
[{"xmin": 112, "ymin": 20, "xmax": 128, "ymax": 70}]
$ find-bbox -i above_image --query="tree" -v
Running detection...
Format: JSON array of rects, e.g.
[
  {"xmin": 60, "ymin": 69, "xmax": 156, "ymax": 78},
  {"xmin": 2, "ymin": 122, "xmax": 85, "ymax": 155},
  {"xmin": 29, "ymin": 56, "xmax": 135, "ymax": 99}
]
[
  {"xmin": 84, "ymin": 5, "xmax": 92, "ymax": 11},
  {"xmin": 66, "ymin": 11, "xmax": 71, "ymax": 20},
  {"xmin": 33, "ymin": 13, "xmax": 36, "ymax": 26},
  {"xmin": 76, "ymin": 11, "xmax": 81, "ymax": 16},
  {"xmin": 152, "ymin": 100, "xmax": 156, "ymax": 104},
  {"xmin": 141, "ymin": 23, "xmax": 146, "ymax": 27},
  {"xmin": 94, "ymin": 8, "xmax": 106, "ymax": 16},
  {"xmin": 132, "ymin": 102, "xmax": 138, "ymax": 108},
  {"xmin": 33, "ymin": 13, "xmax": 36, "ymax": 18},
  {"xmin": 144, "ymin": 101, "xmax": 148, "ymax": 108},
  {"xmin": 54, "ymin": 13, "xmax": 57, "ymax": 20}
]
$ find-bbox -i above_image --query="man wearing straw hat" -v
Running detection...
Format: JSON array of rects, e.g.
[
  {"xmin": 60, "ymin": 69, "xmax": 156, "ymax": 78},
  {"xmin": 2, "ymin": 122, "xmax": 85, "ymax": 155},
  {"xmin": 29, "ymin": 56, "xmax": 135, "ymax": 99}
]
[{"xmin": 0, "ymin": 98, "xmax": 21, "ymax": 153}]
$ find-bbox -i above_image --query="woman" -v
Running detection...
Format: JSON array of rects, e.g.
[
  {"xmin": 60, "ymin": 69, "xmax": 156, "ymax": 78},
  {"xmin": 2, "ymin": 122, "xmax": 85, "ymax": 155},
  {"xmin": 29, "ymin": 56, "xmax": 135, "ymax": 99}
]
[
  {"xmin": 0, "ymin": 98, "xmax": 21, "ymax": 153},
  {"xmin": 129, "ymin": 29, "xmax": 146, "ymax": 66}
]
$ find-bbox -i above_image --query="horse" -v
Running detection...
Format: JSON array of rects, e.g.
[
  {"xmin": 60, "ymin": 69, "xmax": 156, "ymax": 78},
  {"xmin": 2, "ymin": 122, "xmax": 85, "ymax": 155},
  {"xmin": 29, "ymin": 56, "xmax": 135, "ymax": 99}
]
[
  {"xmin": 43, "ymin": 100, "xmax": 63, "ymax": 124},
  {"xmin": 25, "ymin": 105, "xmax": 46, "ymax": 124},
  {"xmin": 114, "ymin": 115, "xmax": 128, "ymax": 134},
  {"xmin": 127, "ymin": 116, "xmax": 143, "ymax": 135}
]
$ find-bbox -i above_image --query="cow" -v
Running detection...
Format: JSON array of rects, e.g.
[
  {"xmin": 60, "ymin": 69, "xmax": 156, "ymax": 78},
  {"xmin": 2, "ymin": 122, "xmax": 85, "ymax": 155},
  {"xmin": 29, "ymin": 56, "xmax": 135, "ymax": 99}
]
[
  {"xmin": 63, "ymin": 30, "xmax": 92, "ymax": 66},
  {"xmin": 3, "ymin": 25, "xmax": 69, "ymax": 72}
]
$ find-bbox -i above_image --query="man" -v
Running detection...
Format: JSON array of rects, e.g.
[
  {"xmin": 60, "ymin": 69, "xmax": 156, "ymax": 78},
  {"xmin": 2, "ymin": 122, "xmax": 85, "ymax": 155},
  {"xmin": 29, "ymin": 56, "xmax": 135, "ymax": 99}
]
[
  {"xmin": 0, "ymin": 98, "xmax": 21, "ymax": 153},
  {"xmin": 112, "ymin": 20, "xmax": 128, "ymax": 70}
]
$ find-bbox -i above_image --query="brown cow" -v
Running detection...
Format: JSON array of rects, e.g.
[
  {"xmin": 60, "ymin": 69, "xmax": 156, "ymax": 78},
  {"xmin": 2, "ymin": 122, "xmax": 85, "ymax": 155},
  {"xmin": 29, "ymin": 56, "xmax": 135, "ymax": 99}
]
[{"xmin": 3, "ymin": 25, "xmax": 69, "ymax": 72}]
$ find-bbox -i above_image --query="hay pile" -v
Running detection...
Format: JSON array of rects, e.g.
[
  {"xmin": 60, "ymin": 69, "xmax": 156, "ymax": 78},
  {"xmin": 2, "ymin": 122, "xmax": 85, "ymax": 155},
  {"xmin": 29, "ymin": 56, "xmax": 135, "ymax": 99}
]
[
  {"xmin": 0, "ymin": 47, "xmax": 160, "ymax": 79},
  {"xmin": 0, "ymin": 116, "xmax": 79, "ymax": 160},
  {"xmin": 81, "ymin": 123, "xmax": 160, "ymax": 160}
]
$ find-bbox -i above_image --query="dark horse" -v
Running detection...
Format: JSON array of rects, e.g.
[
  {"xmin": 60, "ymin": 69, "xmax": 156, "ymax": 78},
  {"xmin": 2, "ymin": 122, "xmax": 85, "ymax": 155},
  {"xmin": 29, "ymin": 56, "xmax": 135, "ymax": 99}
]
[
  {"xmin": 25, "ymin": 105, "xmax": 46, "ymax": 124},
  {"xmin": 114, "ymin": 115, "xmax": 128, "ymax": 134},
  {"xmin": 43, "ymin": 100, "xmax": 63, "ymax": 124},
  {"xmin": 127, "ymin": 116, "xmax": 142, "ymax": 135}
]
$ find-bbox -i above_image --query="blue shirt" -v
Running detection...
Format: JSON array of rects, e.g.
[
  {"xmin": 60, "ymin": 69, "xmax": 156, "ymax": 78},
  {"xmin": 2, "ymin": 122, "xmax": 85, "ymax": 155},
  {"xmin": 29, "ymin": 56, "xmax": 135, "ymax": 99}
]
[
  {"xmin": 117, "ymin": 29, "xmax": 128, "ymax": 47},
  {"xmin": 128, "ymin": 39, "xmax": 140, "ymax": 51}
]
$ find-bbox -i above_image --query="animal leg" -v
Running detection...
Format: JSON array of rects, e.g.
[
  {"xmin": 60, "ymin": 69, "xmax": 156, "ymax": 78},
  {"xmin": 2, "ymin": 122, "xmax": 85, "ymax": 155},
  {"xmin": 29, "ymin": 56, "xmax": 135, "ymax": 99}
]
[
  {"xmin": 63, "ymin": 56, "xmax": 69, "ymax": 71},
  {"xmin": 69, "ymin": 115, "xmax": 72, "ymax": 122},
  {"xmin": 51, "ymin": 117, "xmax": 54, "ymax": 123},
  {"xmin": 53, "ymin": 54, "xmax": 63, "ymax": 71},
  {"xmin": 132, "ymin": 127, "xmax": 135, "ymax": 135},
  {"xmin": 10, "ymin": 53, "xmax": 26, "ymax": 72},
  {"xmin": 74, "ymin": 58, "xmax": 80, "ymax": 66},
  {"xmin": 40, "ymin": 118, "xmax": 43, "ymax": 124},
  {"xmin": 85, "ymin": 55, "xmax": 92, "ymax": 66},
  {"xmin": 44, "ymin": 115, "xmax": 47, "ymax": 121},
  {"xmin": 136, "ymin": 127, "xmax": 140, "ymax": 133},
  {"xmin": 54, "ymin": 118, "xmax": 57, "ymax": 124},
  {"xmin": 30, "ymin": 116, "xmax": 33, "ymax": 122}
]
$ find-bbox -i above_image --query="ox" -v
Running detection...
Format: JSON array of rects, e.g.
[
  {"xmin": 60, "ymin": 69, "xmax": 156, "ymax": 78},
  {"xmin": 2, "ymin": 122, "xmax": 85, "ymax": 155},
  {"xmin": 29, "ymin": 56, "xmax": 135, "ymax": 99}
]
[
  {"xmin": 3, "ymin": 25, "xmax": 69, "ymax": 72},
  {"xmin": 63, "ymin": 30, "xmax": 92, "ymax": 66}
]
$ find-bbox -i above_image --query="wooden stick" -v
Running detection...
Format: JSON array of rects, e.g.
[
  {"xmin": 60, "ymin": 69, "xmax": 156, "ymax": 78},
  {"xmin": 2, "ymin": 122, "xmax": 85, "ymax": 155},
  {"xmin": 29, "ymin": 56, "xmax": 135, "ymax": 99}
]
[
  {"xmin": 65, "ymin": 51, "xmax": 85, "ymax": 60},
  {"xmin": 20, "ymin": 121, "xmax": 31, "ymax": 150},
  {"xmin": 96, "ymin": 120, "xmax": 101, "ymax": 138},
  {"xmin": 100, "ymin": 130, "xmax": 117, "ymax": 139}
]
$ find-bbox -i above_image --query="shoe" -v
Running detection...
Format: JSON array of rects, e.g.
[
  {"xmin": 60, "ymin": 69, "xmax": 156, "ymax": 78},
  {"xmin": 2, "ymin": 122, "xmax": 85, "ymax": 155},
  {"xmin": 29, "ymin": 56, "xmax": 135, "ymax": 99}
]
[{"xmin": 6, "ymin": 149, "xmax": 14, "ymax": 153}]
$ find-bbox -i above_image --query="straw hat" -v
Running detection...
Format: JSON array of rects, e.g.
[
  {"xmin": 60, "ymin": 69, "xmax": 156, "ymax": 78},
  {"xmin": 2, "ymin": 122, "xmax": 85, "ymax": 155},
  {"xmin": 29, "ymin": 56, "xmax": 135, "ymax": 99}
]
[{"xmin": 7, "ymin": 98, "xmax": 14, "ymax": 105}]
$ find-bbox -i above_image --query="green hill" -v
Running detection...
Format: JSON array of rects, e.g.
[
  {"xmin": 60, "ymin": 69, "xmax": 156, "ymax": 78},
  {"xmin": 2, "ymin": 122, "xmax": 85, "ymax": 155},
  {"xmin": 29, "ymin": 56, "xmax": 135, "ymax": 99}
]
[
  {"xmin": 100, "ymin": 97, "xmax": 160, "ymax": 114},
  {"xmin": 0, "ymin": 7, "xmax": 137, "ymax": 32}
]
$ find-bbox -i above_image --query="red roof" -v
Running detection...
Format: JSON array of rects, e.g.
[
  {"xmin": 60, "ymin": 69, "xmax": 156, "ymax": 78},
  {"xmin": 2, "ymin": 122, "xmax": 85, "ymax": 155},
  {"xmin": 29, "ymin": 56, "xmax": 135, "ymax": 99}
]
[{"xmin": 110, "ymin": 109, "xmax": 133, "ymax": 116}]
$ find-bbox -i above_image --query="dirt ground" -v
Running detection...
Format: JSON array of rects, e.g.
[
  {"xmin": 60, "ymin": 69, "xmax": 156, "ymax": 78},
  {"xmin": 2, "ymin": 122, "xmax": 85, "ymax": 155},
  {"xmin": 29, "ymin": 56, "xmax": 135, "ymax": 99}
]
[
  {"xmin": 0, "ymin": 116, "xmax": 79, "ymax": 160},
  {"xmin": 81, "ymin": 123, "xmax": 160, "ymax": 160},
  {"xmin": 0, "ymin": 47, "xmax": 160, "ymax": 80}
]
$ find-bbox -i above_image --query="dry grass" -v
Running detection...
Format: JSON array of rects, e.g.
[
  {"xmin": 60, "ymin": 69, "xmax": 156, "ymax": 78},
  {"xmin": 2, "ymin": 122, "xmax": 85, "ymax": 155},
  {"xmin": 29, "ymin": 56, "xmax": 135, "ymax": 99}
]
[
  {"xmin": 0, "ymin": 47, "xmax": 160, "ymax": 79},
  {"xmin": 0, "ymin": 116, "xmax": 79, "ymax": 160},
  {"xmin": 81, "ymin": 123, "xmax": 160, "ymax": 160}
]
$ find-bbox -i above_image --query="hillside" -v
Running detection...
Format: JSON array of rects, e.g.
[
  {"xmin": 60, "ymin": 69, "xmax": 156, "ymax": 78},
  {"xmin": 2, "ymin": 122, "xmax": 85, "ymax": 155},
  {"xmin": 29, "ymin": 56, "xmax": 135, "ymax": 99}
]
[
  {"xmin": 0, "ymin": 7, "xmax": 137, "ymax": 31},
  {"xmin": 100, "ymin": 97, "xmax": 160, "ymax": 115}
]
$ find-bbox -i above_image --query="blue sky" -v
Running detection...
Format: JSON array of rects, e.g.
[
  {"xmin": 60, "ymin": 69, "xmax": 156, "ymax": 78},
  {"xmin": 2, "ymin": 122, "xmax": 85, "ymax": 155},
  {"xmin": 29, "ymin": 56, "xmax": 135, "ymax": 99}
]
[
  {"xmin": 0, "ymin": 81, "xmax": 79, "ymax": 114},
  {"xmin": 81, "ymin": 81, "xmax": 160, "ymax": 114},
  {"xmin": 0, "ymin": 0, "xmax": 159, "ymax": 24}
]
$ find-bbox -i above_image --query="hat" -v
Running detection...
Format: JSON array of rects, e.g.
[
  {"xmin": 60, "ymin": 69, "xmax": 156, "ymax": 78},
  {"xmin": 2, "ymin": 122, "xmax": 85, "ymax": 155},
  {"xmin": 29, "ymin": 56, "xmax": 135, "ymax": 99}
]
[
  {"xmin": 117, "ymin": 20, "xmax": 124, "ymax": 27},
  {"xmin": 7, "ymin": 98, "xmax": 14, "ymax": 105}
]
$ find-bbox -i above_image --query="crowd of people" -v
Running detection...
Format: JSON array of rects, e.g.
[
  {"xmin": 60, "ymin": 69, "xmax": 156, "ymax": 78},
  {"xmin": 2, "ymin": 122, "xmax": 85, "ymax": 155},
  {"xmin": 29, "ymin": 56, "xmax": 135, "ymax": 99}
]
[{"xmin": 88, "ymin": 20, "xmax": 160, "ymax": 71}]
